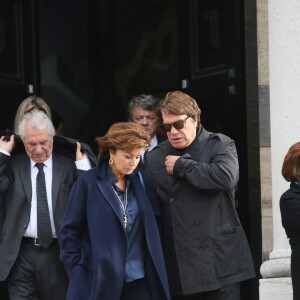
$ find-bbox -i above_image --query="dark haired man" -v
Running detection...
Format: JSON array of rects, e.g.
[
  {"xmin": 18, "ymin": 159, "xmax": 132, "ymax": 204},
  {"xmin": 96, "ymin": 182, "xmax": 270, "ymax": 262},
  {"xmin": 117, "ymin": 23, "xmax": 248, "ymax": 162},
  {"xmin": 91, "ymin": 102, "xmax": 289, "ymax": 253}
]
[
  {"xmin": 147, "ymin": 91, "xmax": 255, "ymax": 300},
  {"xmin": 128, "ymin": 94, "xmax": 166, "ymax": 169}
]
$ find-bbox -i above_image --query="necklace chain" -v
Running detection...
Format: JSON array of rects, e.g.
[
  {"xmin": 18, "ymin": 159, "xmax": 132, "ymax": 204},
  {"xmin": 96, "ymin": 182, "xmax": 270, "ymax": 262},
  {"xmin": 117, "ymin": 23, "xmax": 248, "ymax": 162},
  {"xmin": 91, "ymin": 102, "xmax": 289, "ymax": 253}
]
[{"xmin": 111, "ymin": 185, "xmax": 128, "ymax": 229}]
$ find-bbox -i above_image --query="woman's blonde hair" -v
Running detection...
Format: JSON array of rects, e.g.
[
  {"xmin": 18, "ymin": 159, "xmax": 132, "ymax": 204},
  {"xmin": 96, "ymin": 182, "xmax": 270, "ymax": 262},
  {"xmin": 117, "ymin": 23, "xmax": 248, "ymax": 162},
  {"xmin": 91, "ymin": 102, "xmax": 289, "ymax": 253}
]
[
  {"xmin": 95, "ymin": 122, "xmax": 150, "ymax": 161},
  {"xmin": 14, "ymin": 96, "xmax": 51, "ymax": 134}
]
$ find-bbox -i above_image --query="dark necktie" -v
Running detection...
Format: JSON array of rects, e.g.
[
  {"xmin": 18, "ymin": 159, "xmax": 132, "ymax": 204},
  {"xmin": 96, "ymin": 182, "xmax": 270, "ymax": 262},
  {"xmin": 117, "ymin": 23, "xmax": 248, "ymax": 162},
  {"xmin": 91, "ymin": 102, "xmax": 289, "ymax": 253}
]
[{"xmin": 36, "ymin": 163, "xmax": 53, "ymax": 249}]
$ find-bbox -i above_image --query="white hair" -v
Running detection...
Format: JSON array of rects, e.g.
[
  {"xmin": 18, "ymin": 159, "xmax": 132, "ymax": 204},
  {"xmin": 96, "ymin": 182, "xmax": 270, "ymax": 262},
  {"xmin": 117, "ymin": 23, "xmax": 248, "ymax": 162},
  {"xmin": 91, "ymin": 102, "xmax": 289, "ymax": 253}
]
[{"xmin": 19, "ymin": 111, "xmax": 55, "ymax": 141}]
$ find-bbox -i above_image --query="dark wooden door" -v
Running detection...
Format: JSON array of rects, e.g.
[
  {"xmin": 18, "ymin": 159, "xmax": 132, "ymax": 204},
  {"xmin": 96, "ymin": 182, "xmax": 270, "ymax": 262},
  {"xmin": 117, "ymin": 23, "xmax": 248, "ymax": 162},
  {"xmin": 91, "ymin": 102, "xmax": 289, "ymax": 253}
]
[
  {"xmin": 0, "ymin": 0, "xmax": 40, "ymax": 131},
  {"xmin": 177, "ymin": 0, "xmax": 259, "ymax": 299},
  {"xmin": 178, "ymin": 0, "xmax": 244, "ymax": 138}
]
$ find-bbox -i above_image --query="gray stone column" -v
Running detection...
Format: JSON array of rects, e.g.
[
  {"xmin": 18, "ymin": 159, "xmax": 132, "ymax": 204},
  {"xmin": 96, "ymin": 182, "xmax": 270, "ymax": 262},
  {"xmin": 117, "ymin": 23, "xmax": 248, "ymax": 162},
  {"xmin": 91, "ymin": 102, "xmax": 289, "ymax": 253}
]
[{"xmin": 259, "ymin": 0, "xmax": 300, "ymax": 298}]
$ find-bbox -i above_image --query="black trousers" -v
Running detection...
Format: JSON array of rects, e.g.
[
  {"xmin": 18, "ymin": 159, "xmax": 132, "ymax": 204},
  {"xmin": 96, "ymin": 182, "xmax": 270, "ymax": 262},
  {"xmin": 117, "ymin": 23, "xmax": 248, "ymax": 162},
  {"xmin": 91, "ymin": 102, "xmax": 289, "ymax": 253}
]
[
  {"xmin": 120, "ymin": 278, "xmax": 152, "ymax": 300},
  {"xmin": 8, "ymin": 238, "xmax": 68, "ymax": 300},
  {"xmin": 172, "ymin": 282, "xmax": 240, "ymax": 300}
]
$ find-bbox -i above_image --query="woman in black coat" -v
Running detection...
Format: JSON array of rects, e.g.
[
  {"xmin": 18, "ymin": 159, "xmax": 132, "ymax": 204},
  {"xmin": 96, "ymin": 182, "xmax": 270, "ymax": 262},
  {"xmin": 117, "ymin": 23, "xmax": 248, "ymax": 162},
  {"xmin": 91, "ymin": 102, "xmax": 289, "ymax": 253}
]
[{"xmin": 280, "ymin": 142, "xmax": 300, "ymax": 300}]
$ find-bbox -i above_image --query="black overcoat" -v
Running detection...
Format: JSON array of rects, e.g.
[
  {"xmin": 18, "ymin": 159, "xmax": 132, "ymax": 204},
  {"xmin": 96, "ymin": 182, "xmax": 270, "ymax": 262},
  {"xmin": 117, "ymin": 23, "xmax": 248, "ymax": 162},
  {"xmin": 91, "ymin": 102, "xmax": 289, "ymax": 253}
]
[
  {"xmin": 147, "ymin": 125, "xmax": 255, "ymax": 295},
  {"xmin": 280, "ymin": 182, "xmax": 300, "ymax": 299}
]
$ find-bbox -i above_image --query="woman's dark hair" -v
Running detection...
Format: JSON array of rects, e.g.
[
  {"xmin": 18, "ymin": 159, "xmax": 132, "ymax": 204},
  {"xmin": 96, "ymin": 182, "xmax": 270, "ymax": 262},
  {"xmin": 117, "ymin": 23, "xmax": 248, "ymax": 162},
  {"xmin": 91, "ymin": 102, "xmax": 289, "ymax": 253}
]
[{"xmin": 95, "ymin": 122, "xmax": 150, "ymax": 161}]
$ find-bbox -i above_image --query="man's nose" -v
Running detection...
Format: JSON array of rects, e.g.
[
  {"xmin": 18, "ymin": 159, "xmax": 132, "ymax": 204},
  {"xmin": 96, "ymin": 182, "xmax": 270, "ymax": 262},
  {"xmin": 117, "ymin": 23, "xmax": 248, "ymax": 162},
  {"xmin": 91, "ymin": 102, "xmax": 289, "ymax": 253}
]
[
  {"xmin": 170, "ymin": 125, "xmax": 178, "ymax": 134},
  {"xmin": 35, "ymin": 145, "xmax": 43, "ymax": 153},
  {"xmin": 141, "ymin": 117, "xmax": 148, "ymax": 125}
]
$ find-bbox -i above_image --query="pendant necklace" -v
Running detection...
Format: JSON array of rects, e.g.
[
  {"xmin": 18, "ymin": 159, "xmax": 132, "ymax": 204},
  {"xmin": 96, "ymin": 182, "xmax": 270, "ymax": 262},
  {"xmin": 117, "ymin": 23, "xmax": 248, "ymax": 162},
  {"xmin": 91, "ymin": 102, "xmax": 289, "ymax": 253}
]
[{"xmin": 112, "ymin": 185, "xmax": 128, "ymax": 229}]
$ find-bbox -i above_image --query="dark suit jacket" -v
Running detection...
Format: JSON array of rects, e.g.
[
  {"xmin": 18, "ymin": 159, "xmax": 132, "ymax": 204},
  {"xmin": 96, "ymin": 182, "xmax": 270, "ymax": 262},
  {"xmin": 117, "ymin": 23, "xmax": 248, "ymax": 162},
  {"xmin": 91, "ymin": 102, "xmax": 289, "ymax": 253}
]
[
  {"xmin": 0, "ymin": 151, "xmax": 82, "ymax": 281},
  {"xmin": 0, "ymin": 130, "xmax": 98, "ymax": 232},
  {"xmin": 60, "ymin": 161, "xmax": 170, "ymax": 300}
]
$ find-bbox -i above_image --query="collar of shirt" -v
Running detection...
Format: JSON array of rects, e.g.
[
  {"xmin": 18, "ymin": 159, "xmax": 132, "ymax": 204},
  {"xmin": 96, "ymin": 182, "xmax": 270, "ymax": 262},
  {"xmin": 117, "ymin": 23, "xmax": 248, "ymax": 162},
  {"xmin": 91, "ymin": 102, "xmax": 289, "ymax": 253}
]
[
  {"xmin": 105, "ymin": 161, "xmax": 131, "ymax": 188},
  {"xmin": 142, "ymin": 134, "xmax": 158, "ymax": 160},
  {"xmin": 30, "ymin": 155, "xmax": 53, "ymax": 171},
  {"xmin": 148, "ymin": 134, "xmax": 158, "ymax": 152}
]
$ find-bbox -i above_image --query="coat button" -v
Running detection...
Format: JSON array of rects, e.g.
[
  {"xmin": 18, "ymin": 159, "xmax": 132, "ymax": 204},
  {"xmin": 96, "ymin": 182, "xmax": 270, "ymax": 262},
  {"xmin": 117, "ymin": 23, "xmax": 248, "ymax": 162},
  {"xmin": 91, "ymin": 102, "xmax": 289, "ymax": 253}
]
[
  {"xmin": 23, "ymin": 224, "xmax": 27, "ymax": 228},
  {"xmin": 194, "ymin": 221, "xmax": 200, "ymax": 225},
  {"xmin": 169, "ymin": 198, "xmax": 174, "ymax": 203}
]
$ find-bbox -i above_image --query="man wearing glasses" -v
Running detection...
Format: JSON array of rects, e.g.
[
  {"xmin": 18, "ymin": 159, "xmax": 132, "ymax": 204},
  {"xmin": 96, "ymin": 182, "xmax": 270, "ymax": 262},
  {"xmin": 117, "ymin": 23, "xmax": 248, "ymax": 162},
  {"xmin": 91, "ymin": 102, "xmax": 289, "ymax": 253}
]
[{"xmin": 146, "ymin": 91, "xmax": 255, "ymax": 300}]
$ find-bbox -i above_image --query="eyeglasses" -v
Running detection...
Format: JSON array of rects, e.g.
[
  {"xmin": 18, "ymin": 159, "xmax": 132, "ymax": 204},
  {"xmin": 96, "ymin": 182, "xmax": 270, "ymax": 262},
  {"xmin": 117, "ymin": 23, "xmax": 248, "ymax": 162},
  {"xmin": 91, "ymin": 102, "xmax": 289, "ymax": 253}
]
[{"xmin": 161, "ymin": 116, "xmax": 190, "ymax": 132}]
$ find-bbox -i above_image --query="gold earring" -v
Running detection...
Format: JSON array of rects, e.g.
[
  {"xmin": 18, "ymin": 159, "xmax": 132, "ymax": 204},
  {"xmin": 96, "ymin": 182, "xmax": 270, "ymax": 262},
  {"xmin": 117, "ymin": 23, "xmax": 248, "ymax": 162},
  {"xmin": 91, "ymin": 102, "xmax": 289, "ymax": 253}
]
[{"xmin": 109, "ymin": 157, "xmax": 113, "ymax": 165}]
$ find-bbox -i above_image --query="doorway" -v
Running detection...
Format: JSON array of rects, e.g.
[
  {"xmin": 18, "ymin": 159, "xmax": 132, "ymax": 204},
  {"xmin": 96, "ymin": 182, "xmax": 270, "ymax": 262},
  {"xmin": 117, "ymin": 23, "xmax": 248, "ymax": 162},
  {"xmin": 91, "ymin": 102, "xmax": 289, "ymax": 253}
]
[
  {"xmin": 0, "ymin": 0, "xmax": 260, "ymax": 299},
  {"xmin": 38, "ymin": 0, "xmax": 180, "ymax": 152}
]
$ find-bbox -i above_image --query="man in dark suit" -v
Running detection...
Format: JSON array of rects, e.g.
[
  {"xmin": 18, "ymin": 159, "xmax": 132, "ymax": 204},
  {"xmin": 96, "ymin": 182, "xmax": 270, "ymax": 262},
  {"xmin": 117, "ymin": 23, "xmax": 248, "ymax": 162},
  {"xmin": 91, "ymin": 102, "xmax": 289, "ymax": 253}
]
[
  {"xmin": 128, "ymin": 94, "xmax": 166, "ymax": 170},
  {"xmin": 0, "ymin": 111, "xmax": 91, "ymax": 300}
]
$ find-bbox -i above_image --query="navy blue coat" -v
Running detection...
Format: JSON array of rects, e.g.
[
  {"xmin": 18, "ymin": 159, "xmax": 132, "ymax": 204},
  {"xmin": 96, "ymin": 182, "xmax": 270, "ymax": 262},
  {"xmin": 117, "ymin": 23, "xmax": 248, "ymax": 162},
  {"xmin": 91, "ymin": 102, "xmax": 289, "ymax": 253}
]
[{"xmin": 60, "ymin": 161, "xmax": 170, "ymax": 300}]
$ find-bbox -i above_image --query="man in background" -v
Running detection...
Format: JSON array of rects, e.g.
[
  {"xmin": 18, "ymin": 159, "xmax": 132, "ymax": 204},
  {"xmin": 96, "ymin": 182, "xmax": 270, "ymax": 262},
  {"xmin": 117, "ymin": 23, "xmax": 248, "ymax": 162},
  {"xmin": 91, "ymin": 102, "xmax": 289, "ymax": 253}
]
[{"xmin": 128, "ymin": 94, "xmax": 166, "ymax": 169}]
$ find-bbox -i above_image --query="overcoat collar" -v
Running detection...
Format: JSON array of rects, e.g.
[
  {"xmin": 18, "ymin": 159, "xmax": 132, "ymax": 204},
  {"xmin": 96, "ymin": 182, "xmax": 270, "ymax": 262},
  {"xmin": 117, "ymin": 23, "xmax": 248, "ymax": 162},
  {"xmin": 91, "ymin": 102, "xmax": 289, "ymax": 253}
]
[
  {"xmin": 290, "ymin": 181, "xmax": 300, "ymax": 192},
  {"xmin": 95, "ymin": 160, "xmax": 139, "ymax": 231},
  {"xmin": 97, "ymin": 161, "xmax": 143, "ymax": 232},
  {"xmin": 166, "ymin": 124, "xmax": 211, "ymax": 157}
]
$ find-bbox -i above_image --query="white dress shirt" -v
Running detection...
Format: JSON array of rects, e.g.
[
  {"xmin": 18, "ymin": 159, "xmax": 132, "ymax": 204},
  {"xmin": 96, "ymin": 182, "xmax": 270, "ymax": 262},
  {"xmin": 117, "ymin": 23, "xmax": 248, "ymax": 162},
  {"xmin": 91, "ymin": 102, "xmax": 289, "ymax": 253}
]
[
  {"xmin": 0, "ymin": 149, "xmax": 91, "ymax": 238},
  {"xmin": 24, "ymin": 156, "xmax": 91, "ymax": 238},
  {"xmin": 25, "ymin": 156, "xmax": 55, "ymax": 237}
]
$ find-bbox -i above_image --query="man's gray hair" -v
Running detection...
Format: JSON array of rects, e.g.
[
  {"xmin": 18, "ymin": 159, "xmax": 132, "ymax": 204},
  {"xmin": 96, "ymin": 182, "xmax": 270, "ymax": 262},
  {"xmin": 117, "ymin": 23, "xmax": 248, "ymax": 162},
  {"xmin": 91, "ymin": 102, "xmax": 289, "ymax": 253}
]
[
  {"xmin": 19, "ymin": 111, "xmax": 55, "ymax": 141},
  {"xmin": 128, "ymin": 94, "xmax": 160, "ymax": 121}
]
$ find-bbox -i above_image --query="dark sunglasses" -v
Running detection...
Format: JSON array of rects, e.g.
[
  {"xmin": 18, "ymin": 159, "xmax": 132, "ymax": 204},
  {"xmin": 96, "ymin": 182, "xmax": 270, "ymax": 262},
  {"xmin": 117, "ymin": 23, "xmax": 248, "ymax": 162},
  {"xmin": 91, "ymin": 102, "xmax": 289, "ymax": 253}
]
[{"xmin": 161, "ymin": 116, "xmax": 190, "ymax": 132}]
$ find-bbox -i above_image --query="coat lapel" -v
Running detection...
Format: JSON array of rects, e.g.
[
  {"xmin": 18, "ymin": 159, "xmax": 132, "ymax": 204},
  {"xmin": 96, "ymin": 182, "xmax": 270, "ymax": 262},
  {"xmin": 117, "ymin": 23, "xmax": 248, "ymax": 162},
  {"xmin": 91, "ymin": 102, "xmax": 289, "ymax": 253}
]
[
  {"xmin": 131, "ymin": 174, "xmax": 149, "ymax": 223},
  {"xmin": 19, "ymin": 154, "xmax": 32, "ymax": 206},
  {"xmin": 97, "ymin": 180, "xmax": 125, "ymax": 231},
  {"xmin": 52, "ymin": 153, "xmax": 64, "ymax": 212},
  {"xmin": 131, "ymin": 173, "xmax": 167, "ymax": 285}
]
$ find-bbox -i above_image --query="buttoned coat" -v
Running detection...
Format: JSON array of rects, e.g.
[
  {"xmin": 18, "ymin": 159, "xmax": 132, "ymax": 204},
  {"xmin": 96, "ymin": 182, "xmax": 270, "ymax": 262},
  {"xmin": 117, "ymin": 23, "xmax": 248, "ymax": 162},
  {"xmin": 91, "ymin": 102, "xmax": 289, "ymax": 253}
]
[
  {"xmin": 59, "ymin": 161, "xmax": 170, "ymax": 300},
  {"xmin": 0, "ymin": 151, "xmax": 81, "ymax": 281},
  {"xmin": 147, "ymin": 125, "xmax": 255, "ymax": 295}
]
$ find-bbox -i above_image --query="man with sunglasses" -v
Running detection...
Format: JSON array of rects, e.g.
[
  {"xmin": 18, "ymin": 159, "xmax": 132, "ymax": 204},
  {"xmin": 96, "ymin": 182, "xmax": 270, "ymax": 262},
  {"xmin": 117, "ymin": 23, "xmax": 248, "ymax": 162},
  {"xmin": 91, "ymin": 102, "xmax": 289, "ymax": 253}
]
[{"xmin": 146, "ymin": 91, "xmax": 255, "ymax": 300}]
